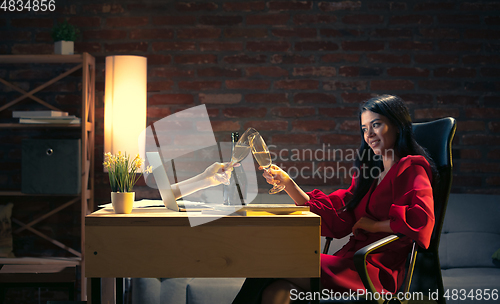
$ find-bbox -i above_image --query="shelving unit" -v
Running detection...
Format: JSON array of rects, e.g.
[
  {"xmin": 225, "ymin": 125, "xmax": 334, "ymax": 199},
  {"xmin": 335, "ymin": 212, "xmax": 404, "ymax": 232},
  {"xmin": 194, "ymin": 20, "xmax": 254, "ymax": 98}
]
[{"xmin": 0, "ymin": 53, "xmax": 95, "ymax": 300}]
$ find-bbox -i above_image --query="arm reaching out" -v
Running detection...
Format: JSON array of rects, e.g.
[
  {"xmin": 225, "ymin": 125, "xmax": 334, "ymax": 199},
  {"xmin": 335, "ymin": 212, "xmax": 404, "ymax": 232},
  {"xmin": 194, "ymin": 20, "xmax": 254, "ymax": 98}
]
[
  {"xmin": 262, "ymin": 164, "xmax": 310, "ymax": 205},
  {"xmin": 171, "ymin": 162, "xmax": 233, "ymax": 200}
]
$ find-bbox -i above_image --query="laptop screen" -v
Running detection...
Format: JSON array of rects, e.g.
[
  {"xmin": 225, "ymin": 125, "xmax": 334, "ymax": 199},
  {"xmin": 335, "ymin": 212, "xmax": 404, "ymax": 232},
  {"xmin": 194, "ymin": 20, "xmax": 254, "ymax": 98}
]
[{"xmin": 146, "ymin": 152, "xmax": 178, "ymax": 211}]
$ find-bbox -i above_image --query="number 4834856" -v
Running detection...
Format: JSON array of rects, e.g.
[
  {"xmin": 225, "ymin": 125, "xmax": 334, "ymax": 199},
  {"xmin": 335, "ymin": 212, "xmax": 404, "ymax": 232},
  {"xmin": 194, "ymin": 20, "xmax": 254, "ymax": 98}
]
[
  {"xmin": 444, "ymin": 289, "xmax": 498, "ymax": 301},
  {"xmin": 1, "ymin": 0, "xmax": 56, "ymax": 12}
]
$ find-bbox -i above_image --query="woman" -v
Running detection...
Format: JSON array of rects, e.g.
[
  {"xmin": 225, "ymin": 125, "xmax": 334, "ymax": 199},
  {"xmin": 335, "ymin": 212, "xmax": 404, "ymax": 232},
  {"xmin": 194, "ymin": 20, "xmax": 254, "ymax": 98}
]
[{"xmin": 232, "ymin": 95, "xmax": 436, "ymax": 304}]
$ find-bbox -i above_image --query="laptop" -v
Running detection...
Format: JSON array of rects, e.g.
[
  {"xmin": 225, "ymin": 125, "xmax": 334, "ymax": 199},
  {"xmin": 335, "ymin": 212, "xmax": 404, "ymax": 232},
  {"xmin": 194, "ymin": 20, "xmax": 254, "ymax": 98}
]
[{"xmin": 146, "ymin": 152, "xmax": 211, "ymax": 212}]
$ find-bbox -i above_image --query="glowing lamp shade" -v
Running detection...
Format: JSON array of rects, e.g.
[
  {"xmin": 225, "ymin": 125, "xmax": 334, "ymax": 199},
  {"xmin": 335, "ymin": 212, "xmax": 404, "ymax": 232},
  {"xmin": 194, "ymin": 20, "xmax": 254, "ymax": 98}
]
[{"xmin": 104, "ymin": 55, "xmax": 147, "ymax": 166}]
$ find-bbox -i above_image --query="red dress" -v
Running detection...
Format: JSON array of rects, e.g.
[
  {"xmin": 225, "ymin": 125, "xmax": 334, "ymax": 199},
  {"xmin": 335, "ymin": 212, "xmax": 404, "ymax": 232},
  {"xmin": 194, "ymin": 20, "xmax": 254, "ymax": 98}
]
[{"xmin": 304, "ymin": 155, "xmax": 435, "ymax": 294}]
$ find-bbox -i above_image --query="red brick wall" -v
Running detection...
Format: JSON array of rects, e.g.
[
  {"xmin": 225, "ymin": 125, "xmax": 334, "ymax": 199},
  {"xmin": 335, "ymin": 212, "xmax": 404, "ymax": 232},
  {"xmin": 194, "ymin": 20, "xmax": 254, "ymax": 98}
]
[{"xmin": 1, "ymin": 0, "xmax": 500, "ymax": 207}]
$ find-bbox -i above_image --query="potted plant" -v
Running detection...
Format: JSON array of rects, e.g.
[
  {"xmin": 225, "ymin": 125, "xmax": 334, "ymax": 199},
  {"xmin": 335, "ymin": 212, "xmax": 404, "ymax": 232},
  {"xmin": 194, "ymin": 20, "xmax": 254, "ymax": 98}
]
[
  {"xmin": 103, "ymin": 152, "xmax": 151, "ymax": 214},
  {"xmin": 51, "ymin": 20, "xmax": 80, "ymax": 55}
]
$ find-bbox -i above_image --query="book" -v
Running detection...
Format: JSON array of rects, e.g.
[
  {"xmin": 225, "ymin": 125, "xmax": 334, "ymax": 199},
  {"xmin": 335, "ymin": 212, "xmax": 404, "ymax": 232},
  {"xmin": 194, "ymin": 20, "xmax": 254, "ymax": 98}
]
[
  {"xmin": 19, "ymin": 115, "xmax": 76, "ymax": 120},
  {"xmin": 13, "ymin": 110, "xmax": 69, "ymax": 118},
  {"xmin": 19, "ymin": 117, "xmax": 81, "ymax": 124}
]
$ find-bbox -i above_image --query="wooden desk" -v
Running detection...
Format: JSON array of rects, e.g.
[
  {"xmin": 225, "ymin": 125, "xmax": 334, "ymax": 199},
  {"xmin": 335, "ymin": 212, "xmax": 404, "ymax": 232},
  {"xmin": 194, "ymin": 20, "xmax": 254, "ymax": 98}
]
[{"xmin": 85, "ymin": 208, "xmax": 321, "ymax": 303}]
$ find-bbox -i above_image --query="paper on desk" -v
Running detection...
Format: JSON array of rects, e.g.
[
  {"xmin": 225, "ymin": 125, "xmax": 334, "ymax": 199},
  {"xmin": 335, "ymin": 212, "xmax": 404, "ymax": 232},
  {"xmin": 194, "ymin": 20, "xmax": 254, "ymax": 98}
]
[
  {"xmin": 98, "ymin": 199, "xmax": 206, "ymax": 209},
  {"xmin": 201, "ymin": 206, "xmax": 246, "ymax": 216},
  {"xmin": 98, "ymin": 199, "xmax": 162, "ymax": 209}
]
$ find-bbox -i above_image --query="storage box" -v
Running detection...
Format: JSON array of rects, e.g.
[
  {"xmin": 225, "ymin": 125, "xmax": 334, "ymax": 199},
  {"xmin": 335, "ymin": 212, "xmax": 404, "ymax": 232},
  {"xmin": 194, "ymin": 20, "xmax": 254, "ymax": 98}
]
[{"xmin": 22, "ymin": 139, "xmax": 81, "ymax": 194}]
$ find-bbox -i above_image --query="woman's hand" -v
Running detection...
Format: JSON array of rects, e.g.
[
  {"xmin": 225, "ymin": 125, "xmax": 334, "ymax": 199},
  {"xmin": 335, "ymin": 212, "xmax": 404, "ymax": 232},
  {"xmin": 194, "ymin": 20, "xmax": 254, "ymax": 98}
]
[
  {"xmin": 261, "ymin": 164, "xmax": 291, "ymax": 188},
  {"xmin": 352, "ymin": 217, "xmax": 377, "ymax": 236},
  {"xmin": 202, "ymin": 162, "xmax": 233, "ymax": 186},
  {"xmin": 352, "ymin": 217, "xmax": 393, "ymax": 236},
  {"xmin": 260, "ymin": 164, "xmax": 310, "ymax": 205}
]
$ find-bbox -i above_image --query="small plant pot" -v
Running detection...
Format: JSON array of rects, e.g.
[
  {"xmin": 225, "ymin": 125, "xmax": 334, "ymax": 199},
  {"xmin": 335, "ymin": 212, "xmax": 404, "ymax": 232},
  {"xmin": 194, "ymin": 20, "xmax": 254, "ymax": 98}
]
[
  {"xmin": 54, "ymin": 40, "xmax": 74, "ymax": 55},
  {"xmin": 111, "ymin": 192, "xmax": 134, "ymax": 214}
]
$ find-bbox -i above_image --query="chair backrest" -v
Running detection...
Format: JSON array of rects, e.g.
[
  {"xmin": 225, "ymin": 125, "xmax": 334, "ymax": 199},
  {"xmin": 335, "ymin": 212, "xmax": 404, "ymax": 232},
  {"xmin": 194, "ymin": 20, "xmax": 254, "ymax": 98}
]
[
  {"xmin": 409, "ymin": 117, "xmax": 456, "ymax": 303},
  {"xmin": 412, "ymin": 117, "xmax": 456, "ymax": 251}
]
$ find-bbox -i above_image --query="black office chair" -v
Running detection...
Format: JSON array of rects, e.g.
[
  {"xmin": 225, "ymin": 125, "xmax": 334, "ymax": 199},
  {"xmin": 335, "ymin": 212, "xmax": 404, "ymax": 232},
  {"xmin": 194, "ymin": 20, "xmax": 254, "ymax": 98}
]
[{"xmin": 323, "ymin": 117, "xmax": 456, "ymax": 304}]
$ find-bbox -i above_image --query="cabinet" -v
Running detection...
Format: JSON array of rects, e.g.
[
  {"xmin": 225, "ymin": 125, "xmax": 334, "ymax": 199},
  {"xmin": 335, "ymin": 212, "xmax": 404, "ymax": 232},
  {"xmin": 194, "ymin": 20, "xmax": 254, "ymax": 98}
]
[{"xmin": 0, "ymin": 53, "xmax": 95, "ymax": 300}]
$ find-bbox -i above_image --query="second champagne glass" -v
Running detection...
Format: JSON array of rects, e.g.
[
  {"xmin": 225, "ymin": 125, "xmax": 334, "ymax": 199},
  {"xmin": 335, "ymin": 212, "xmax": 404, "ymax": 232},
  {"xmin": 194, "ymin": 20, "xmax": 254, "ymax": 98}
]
[{"xmin": 250, "ymin": 133, "xmax": 285, "ymax": 194}]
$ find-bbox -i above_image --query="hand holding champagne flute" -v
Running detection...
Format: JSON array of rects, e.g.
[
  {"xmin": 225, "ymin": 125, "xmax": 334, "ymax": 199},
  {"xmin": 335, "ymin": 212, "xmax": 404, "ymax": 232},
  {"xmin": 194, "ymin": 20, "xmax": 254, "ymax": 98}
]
[{"xmin": 250, "ymin": 133, "xmax": 285, "ymax": 194}]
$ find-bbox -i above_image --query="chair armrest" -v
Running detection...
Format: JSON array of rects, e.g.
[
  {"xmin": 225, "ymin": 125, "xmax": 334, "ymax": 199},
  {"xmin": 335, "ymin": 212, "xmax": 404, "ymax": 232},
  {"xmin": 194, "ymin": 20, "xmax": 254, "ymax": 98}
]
[
  {"xmin": 323, "ymin": 237, "xmax": 333, "ymax": 254},
  {"xmin": 353, "ymin": 234, "xmax": 403, "ymax": 304}
]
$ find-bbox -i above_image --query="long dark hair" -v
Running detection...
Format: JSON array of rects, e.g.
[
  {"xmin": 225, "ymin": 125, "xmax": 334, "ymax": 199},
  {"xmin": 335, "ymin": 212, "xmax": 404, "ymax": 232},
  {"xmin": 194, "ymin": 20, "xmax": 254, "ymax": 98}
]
[{"xmin": 342, "ymin": 95, "xmax": 437, "ymax": 211}]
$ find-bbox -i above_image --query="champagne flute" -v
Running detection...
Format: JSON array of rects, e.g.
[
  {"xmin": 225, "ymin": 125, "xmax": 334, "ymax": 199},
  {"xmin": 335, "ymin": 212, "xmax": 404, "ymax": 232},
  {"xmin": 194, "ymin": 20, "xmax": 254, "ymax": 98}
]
[
  {"xmin": 216, "ymin": 128, "xmax": 259, "ymax": 185},
  {"xmin": 250, "ymin": 133, "xmax": 285, "ymax": 194},
  {"xmin": 227, "ymin": 127, "xmax": 259, "ymax": 168}
]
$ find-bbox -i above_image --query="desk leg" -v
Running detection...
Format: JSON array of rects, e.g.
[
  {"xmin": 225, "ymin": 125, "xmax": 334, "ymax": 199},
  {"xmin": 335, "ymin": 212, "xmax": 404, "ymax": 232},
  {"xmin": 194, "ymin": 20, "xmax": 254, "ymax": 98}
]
[
  {"xmin": 310, "ymin": 278, "xmax": 320, "ymax": 304},
  {"xmin": 116, "ymin": 278, "xmax": 124, "ymax": 304},
  {"xmin": 90, "ymin": 278, "xmax": 101, "ymax": 304}
]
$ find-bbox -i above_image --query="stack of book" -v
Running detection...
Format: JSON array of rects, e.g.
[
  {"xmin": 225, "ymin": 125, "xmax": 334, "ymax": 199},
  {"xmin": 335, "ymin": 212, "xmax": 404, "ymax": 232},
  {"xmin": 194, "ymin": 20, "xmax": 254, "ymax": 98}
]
[{"xmin": 13, "ymin": 111, "xmax": 81, "ymax": 125}]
